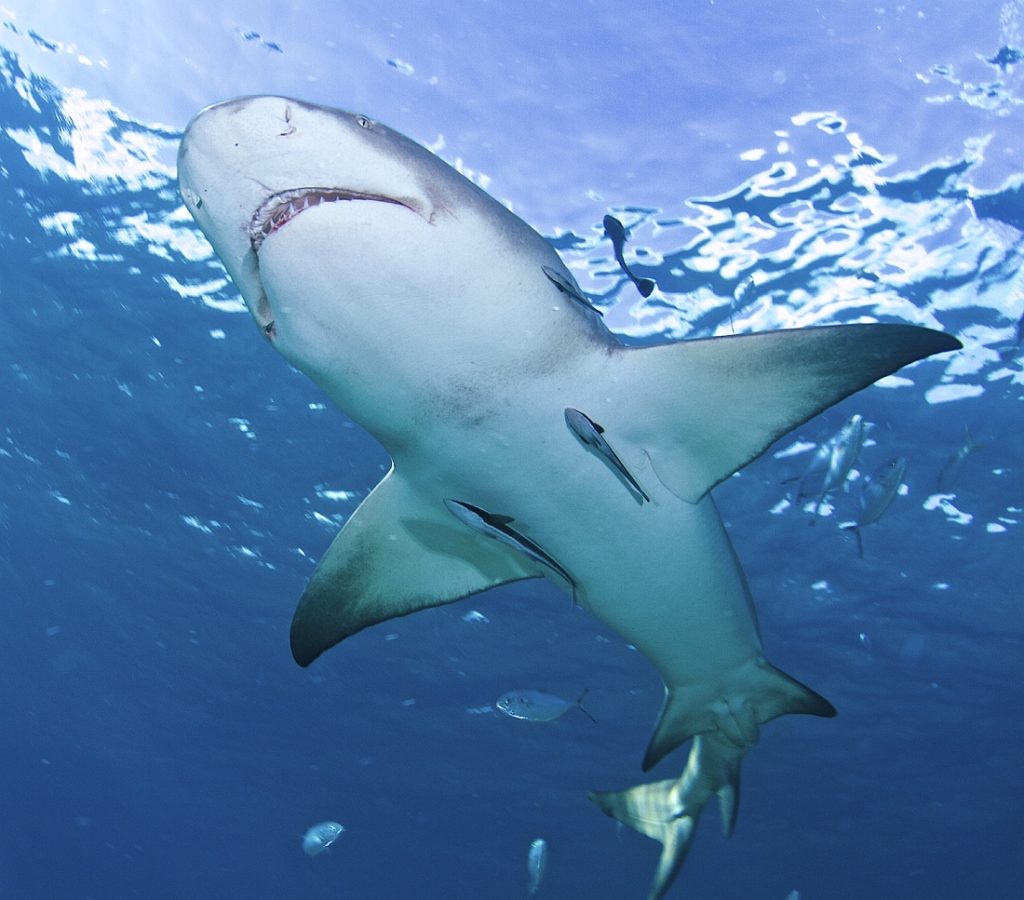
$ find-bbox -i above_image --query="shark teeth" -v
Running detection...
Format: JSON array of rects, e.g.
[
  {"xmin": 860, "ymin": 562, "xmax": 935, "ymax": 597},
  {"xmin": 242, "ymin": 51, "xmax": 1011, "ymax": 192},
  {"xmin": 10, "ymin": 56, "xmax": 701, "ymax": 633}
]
[{"xmin": 249, "ymin": 188, "xmax": 403, "ymax": 252}]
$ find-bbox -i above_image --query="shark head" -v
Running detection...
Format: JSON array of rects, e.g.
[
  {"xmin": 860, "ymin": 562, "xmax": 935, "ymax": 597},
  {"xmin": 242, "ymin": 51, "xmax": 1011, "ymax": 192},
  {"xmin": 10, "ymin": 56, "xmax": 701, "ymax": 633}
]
[{"xmin": 177, "ymin": 96, "xmax": 604, "ymax": 437}]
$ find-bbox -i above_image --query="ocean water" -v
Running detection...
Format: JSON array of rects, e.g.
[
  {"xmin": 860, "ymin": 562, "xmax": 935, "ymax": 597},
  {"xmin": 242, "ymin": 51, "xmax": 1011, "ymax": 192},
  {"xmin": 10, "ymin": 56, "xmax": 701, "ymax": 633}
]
[{"xmin": 1, "ymin": 2, "xmax": 1021, "ymax": 899}]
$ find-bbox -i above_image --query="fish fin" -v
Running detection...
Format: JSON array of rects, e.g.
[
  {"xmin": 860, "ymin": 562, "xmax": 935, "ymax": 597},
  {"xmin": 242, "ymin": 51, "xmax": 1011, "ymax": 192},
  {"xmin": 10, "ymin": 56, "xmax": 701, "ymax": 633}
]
[
  {"xmin": 576, "ymin": 687, "xmax": 597, "ymax": 724},
  {"xmin": 290, "ymin": 467, "xmax": 537, "ymax": 666},
  {"xmin": 643, "ymin": 660, "xmax": 835, "ymax": 770},
  {"xmin": 620, "ymin": 324, "xmax": 960, "ymax": 503},
  {"xmin": 963, "ymin": 425, "xmax": 986, "ymax": 453},
  {"xmin": 810, "ymin": 488, "xmax": 829, "ymax": 523},
  {"xmin": 839, "ymin": 522, "xmax": 865, "ymax": 557},
  {"xmin": 591, "ymin": 734, "xmax": 747, "ymax": 900}
]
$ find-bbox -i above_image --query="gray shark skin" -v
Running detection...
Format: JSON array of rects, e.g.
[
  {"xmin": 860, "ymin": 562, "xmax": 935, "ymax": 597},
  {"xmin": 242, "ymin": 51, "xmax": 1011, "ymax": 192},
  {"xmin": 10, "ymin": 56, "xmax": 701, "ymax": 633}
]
[{"xmin": 177, "ymin": 96, "xmax": 961, "ymax": 898}]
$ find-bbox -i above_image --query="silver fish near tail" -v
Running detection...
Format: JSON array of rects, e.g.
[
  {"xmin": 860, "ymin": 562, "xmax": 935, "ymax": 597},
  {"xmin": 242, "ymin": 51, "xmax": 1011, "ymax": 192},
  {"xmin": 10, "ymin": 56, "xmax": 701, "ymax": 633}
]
[{"xmin": 842, "ymin": 456, "xmax": 908, "ymax": 557}]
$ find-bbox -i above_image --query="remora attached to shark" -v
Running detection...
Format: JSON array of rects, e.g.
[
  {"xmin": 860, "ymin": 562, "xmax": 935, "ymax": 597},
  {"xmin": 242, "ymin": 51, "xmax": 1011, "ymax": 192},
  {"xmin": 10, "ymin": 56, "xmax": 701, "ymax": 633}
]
[{"xmin": 177, "ymin": 96, "xmax": 960, "ymax": 898}]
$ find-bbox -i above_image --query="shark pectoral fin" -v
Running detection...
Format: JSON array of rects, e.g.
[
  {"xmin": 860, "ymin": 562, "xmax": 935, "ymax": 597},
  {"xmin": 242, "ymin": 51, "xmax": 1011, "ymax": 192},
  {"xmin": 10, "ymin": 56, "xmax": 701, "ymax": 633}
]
[
  {"xmin": 622, "ymin": 324, "xmax": 960, "ymax": 502},
  {"xmin": 290, "ymin": 467, "xmax": 537, "ymax": 667},
  {"xmin": 591, "ymin": 734, "xmax": 747, "ymax": 900}
]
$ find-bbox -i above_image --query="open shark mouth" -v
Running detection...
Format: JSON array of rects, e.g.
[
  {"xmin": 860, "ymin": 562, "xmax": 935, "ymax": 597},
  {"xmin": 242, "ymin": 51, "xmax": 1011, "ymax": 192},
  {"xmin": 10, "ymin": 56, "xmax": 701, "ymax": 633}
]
[{"xmin": 249, "ymin": 188, "xmax": 407, "ymax": 252}]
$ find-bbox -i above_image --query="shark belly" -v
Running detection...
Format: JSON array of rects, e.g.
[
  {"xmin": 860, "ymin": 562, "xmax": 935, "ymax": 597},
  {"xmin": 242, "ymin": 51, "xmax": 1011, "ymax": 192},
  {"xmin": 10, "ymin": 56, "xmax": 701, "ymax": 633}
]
[
  {"xmin": 578, "ymin": 492, "xmax": 761, "ymax": 687},
  {"xmin": 405, "ymin": 391, "xmax": 776, "ymax": 770}
]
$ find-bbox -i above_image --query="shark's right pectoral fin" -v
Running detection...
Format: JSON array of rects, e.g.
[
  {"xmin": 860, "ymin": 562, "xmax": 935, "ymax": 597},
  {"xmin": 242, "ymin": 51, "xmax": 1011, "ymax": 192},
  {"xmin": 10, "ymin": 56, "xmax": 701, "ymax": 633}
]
[{"xmin": 290, "ymin": 467, "xmax": 538, "ymax": 667}]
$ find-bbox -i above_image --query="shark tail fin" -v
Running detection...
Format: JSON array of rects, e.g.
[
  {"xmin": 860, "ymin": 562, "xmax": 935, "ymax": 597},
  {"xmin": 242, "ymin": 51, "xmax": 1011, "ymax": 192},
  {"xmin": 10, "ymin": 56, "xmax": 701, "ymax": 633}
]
[
  {"xmin": 590, "ymin": 734, "xmax": 747, "ymax": 900},
  {"xmin": 643, "ymin": 660, "xmax": 836, "ymax": 771}
]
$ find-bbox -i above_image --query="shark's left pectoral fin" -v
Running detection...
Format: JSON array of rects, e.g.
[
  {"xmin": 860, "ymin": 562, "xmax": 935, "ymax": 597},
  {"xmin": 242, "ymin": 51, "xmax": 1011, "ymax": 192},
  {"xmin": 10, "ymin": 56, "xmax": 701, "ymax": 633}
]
[
  {"xmin": 622, "ymin": 324, "xmax": 960, "ymax": 502},
  {"xmin": 290, "ymin": 468, "xmax": 538, "ymax": 666}
]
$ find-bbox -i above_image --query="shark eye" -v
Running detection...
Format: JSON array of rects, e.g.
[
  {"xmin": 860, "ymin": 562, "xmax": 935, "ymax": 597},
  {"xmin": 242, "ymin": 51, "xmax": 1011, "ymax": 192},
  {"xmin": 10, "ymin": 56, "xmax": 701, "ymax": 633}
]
[{"xmin": 355, "ymin": 114, "xmax": 372, "ymax": 129}]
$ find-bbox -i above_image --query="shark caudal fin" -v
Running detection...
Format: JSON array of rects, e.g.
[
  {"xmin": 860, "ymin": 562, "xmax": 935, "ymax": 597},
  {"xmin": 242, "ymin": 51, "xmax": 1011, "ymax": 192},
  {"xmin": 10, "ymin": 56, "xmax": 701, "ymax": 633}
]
[
  {"xmin": 643, "ymin": 658, "xmax": 835, "ymax": 770},
  {"xmin": 591, "ymin": 733, "xmax": 748, "ymax": 900}
]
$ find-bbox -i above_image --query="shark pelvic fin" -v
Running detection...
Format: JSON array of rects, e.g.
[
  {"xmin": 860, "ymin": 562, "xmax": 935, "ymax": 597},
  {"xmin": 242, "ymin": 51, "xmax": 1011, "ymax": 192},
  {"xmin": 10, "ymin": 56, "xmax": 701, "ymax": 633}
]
[
  {"xmin": 591, "ymin": 733, "xmax": 748, "ymax": 900},
  {"xmin": 643, "ymin": 659, "xmax": 835, "ymax": 770},
  {"xmin": 621, "ymin": 323, "xmax": 960, "ymax": 503},
  {"xmin": 290, "ymin": 467, "xmax": 537, "ymax": 666}
]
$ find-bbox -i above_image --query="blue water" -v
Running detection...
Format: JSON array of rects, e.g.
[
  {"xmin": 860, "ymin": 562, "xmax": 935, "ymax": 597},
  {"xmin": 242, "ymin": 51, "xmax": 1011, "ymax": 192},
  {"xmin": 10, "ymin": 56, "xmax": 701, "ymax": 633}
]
[{"xmin": 1, "ymin": 3, "xmax": 1021, "ymax": 898}]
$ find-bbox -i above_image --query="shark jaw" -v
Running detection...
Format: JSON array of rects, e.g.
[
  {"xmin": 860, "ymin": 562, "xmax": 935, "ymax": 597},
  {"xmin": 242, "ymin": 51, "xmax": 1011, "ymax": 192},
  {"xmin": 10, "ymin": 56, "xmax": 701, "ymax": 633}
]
[
  {"xmin": 248, "ymin": 187, "xmax": 416, "ymax": 253},
  {"xmin": 246, "ymin": 187, "xmax": 423, "ymax": 340},
  {"xmin": 178, "ymin": 95, "xmax": 960, "ymax": 899}
]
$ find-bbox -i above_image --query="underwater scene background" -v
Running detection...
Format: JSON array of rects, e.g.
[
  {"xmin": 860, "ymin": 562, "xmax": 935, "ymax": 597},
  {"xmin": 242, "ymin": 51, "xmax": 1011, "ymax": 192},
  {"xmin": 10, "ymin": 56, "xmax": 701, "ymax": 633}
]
[{"xmin": 0, "ymin": 1, "xmax": 1021, "ymax": 898}]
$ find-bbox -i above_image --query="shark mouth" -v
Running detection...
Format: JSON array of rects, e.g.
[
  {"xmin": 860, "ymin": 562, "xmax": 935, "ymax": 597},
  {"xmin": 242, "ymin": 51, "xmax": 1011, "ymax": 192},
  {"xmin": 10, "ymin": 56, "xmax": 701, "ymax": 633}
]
[{"xmin": 249, "ymin": 188, "xmax": 407, "ymax": 252}]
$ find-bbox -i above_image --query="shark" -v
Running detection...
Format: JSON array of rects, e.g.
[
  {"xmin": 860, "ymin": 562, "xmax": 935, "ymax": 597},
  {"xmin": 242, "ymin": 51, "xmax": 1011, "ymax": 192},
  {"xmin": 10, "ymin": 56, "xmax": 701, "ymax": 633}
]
[{"xmin": 177, "ymin": 96, "xmax": 960, "ymax": 898}]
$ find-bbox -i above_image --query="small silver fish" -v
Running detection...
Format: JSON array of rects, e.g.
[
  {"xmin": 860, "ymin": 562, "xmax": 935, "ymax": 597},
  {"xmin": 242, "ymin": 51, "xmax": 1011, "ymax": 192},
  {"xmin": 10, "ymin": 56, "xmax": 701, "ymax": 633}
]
[
  {"xmin": 527, "ymin": 838, "xmax": 548, "ymax": 896},
  {"xmin": 603, "ymin": 214, "xmax": 656, "ymax": 298},
  {"xmin": 843, "ymin": 456, "xmax": 907, "ymax": 557},
  {"xmin": 564, "ymin": 408, "xmax": 650, "ymax": 502},
  {"xmin": 497, "ymin": 688, "xmax": 596, "ymax": 723},
  {"xmin": 937, "ymin": 425, "xmax": 983, "ymax": 491},
  {"xmin": 541, "ymin": 265, "xmax": 603, "ymax": 317},
  {"xmin": 443, "ymin": 499, "xmax": 577, "ymax": 599},
  {"xmin": 792, "ymin": 440, "xmax": 832, "ymax": 496},
  {"xmin": 301, "ymin": 821, "xmax": 344, "ymax": 856},
  {"xmin": 810, "ymin": 414, "xmax": 866, "ymax": 521}
]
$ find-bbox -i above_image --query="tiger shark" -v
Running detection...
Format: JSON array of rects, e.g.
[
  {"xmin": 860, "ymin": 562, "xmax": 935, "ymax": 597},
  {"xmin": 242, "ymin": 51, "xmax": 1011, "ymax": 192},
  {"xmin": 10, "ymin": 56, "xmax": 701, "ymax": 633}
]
[{"xmin": 177, "ymin": 96, "xmax": 960, "ymax": 898}]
